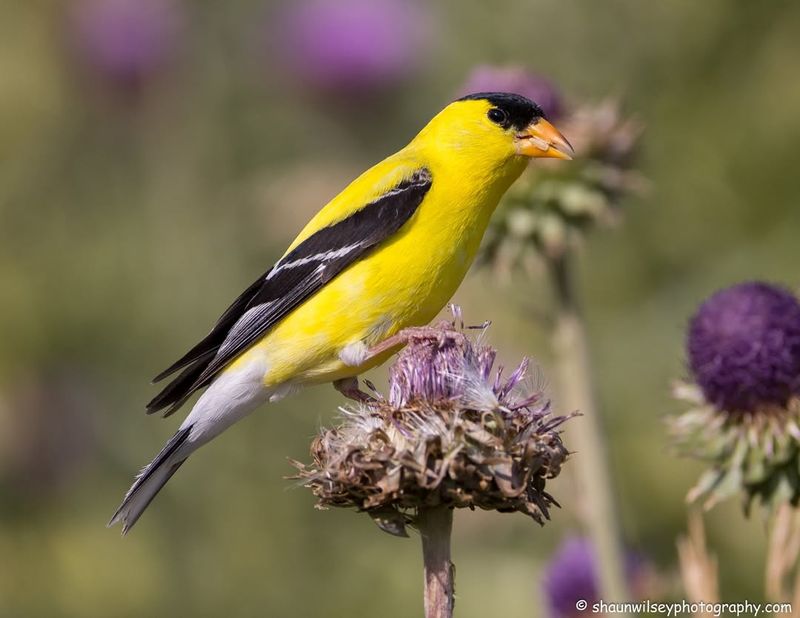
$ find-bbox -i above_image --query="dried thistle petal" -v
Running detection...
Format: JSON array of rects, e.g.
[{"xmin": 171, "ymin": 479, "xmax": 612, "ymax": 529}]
[{"xmin": 292, "ymin": 316, "xmax": 572, "ymax": 534}]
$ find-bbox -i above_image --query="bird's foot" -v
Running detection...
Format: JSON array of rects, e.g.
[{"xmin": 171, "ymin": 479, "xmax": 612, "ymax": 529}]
[
  {"xmin": 333, "ymin": 320, "xmax": 475, "ymax": 403},
  {"xmin": 362, "ymin": 322, "xmax": 469, "ymax": 361},
  {"xmin": 333, "ymin": 377, "xmax": 376, "ymax": 404}
]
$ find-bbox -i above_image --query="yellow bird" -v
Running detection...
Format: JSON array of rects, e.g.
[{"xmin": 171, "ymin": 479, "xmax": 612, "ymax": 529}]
[{"xmin": 109, "ymin": 92, "xmax": 572, "ymax": 533}]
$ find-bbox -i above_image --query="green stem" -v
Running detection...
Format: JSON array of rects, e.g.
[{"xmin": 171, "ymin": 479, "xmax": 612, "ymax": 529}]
[
  {"xmin": 549, "ymin": 253, "xmax": 631, "ymax": 613},
  {"xmin": 418, "ymin": 505, "xmax": 455, "ymax": 618}
]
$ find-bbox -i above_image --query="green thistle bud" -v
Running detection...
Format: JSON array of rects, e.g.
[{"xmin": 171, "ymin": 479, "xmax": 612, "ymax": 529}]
[{"xmin": 481, "ymin": 100, "xmax": 645, "ymax": 275}]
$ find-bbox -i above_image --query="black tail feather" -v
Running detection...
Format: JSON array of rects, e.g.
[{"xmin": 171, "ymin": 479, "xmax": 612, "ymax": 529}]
[
  {"xmin": 108, "ymin": 425, "xmax": 193, "ymax": 532},
  {"xmin": 121, "ymin": 460, "xmax": 184, "ymax": 534}
]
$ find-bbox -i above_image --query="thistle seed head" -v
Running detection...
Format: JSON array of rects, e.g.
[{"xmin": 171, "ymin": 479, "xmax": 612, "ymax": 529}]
[{"xmin": 293, "ymin": 316, "xmax": 572, "ymax": 536}]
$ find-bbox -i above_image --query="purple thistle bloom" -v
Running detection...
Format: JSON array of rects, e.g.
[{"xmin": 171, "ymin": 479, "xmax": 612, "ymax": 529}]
[
  {"xmin": 543, "ymin": 538, "xmax": 599, "ymax": 618},
  {"xmin": 69, "ymin": 0, "xmax": 183, "ymax": 88},
  {"xmin": 460, "ymin": 65, "xmax": 564, "ymax": 120},
  {"xmin": 388, "ymin": 330, "xmax": 495, "ymax": 407},
  {"xmin": 273, "ymin": 0, "xmax": 427, "ymax": 93},
  {"xmin": 542, "ymin": 537, "xmax": 645, "ymax": 618},
  {"xmin": 387, "ymin": 324, "xmax": 544, "ymax": 413},
  {"xmin": 688, "ymin": 282, "xmax": 800, "ymax": 413}
]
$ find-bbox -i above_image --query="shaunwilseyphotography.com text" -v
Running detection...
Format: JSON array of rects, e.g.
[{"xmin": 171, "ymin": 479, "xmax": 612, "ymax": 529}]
[{"xmin": 578, "ymin": 600, "xmax": 793, "ymax": 616}]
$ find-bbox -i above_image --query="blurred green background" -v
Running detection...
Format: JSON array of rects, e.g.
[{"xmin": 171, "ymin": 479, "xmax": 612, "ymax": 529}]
[{"xmin": 2, "ymin": 0, "xmax": 799, "ymax": 616}]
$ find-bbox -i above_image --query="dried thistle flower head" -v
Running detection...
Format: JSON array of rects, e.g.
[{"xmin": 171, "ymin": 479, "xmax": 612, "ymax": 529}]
[
  {"xmin": 481, "ymin": 99, "xmax": 645, "ymax": 275},
  {"xmin": 293, "ymin": 314, "xmax": 571, "ymax": 536},
  {"xmin": 670, "ymin": 282, "xmax": 800, "ymax": 511}
]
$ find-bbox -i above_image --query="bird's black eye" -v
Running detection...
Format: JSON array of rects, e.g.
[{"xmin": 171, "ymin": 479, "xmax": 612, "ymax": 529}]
[{"xmin": 487, "ymin": 107, "xmax": 509, "ymax": 126}]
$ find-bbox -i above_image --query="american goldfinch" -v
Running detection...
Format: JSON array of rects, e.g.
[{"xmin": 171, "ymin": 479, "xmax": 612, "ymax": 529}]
[{"xmin": 109, "ymin": 92, "xmax": 572, "ymax": 533}]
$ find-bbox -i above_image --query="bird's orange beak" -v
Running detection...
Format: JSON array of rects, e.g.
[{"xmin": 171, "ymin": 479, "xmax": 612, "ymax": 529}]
[{"xmin": 515, "ymin": 118, "xmax": 574, "ymax": 160}]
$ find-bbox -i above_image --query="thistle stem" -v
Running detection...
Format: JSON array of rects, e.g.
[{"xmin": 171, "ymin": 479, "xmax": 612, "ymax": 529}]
[
  {"xmin": 677, "ymin": 509, "xmax": 719, "ymax": 613},
  {"xmin": 418, "ymin": 505, "xmax": 455, "ymax": 618},
  {"xmin": 766, "ymin": 503, "xmax": 800, "ymax": 602},
  {"xmin": 548, "ymin": 253, "xmax": 631, "ymax": 614}
]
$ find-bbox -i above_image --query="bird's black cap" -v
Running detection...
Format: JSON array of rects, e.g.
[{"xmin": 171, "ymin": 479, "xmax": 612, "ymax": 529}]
[{"xmin": 456, "ymin": 92, "xmax": 544, "ymax": 130}]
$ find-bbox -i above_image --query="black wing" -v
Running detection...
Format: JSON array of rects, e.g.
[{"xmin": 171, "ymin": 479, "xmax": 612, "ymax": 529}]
[{"xmin": 147, "ymin": 168, "xmax": 433, "ymax": 416}]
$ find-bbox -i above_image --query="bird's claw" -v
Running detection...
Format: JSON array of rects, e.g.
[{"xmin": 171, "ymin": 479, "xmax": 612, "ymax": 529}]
[{"xmin": 333, "ymin": 377, "xmax": 376, "ymax": 404}]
